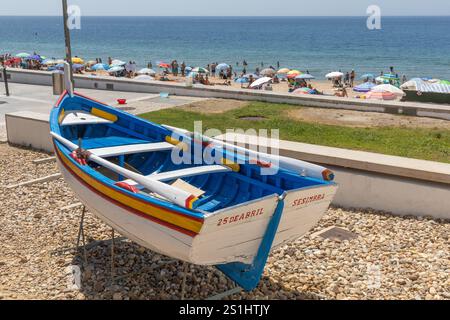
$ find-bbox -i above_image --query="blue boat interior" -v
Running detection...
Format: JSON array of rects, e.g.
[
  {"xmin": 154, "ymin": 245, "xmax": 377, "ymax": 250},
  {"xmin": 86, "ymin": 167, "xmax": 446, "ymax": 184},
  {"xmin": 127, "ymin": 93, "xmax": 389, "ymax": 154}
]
[{"xmin": 53, "ymin": 95, "xmax": 329, "ymax": 213}]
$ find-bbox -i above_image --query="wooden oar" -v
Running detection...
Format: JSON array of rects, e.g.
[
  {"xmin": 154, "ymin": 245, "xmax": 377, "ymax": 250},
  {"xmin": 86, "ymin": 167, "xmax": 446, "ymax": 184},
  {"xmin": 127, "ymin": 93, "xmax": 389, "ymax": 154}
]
[
  {"xmin": 163, "ymin": 125, "xmax": 335, "ymax": 181},
  {"xmin": 50, "ymin": 132, "xmax": 199, "ymax": 209}
]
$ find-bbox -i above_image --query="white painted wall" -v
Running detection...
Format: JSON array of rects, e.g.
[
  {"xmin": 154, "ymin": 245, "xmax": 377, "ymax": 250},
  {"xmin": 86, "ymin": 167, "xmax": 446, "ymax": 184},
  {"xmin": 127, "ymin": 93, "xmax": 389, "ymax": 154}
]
[
  {"xmin": 331, "ymin": 166, "xmax": 450, "ymax": 220},
  {"xmin": 6, "ymin": 112, "xmax": 53, "ymax": 152}
]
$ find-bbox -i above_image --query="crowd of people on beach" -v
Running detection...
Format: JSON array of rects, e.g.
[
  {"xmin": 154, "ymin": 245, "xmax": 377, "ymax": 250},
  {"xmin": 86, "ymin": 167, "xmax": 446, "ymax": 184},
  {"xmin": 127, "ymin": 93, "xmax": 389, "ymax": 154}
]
[{"xmin": 2, "ymin": 51, "xmax": 417, "ymax": 100}]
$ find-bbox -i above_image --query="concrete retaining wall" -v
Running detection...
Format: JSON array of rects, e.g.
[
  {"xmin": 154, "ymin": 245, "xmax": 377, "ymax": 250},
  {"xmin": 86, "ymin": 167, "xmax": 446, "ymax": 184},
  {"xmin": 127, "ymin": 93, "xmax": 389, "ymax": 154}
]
[
  {"xmin": 5, "ymin": 111, "xmax": 52, "ymax": 152},
  {"xmin": 329, "ymin": 166, "xmax": 449, "ymax": 219},
  {"xmin": 5, "ymin": 113, "xmax": 449, "ymax": 219},
  {"xmin": 215, "ymin": 133, "xmax": 450, "ymax": 220},
  {"xmin": 3, "ymin": 68, "xmax": 450, "ymax": 120}
]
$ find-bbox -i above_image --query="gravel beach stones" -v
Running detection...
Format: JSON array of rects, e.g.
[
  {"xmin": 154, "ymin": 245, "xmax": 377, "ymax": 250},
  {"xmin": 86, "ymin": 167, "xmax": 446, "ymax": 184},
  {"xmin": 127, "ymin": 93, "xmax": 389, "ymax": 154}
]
[{"xmin": 0, "ymin": 144, "xmax": 448, "ymax": 300}]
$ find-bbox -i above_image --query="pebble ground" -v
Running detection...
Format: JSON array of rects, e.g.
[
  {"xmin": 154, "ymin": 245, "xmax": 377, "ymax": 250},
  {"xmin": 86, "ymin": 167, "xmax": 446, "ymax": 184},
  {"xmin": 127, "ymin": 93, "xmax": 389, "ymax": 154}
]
[{"xmin": 0, "ymin": 144, "xmax": 448, "ymax": 300}]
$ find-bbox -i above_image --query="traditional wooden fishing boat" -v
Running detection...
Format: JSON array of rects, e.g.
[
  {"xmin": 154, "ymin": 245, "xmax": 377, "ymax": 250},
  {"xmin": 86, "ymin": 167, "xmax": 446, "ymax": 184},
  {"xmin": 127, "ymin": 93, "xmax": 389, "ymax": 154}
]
[{"xmin": 50, "ymin": 89, "xmax": 338, "ymax": 291}]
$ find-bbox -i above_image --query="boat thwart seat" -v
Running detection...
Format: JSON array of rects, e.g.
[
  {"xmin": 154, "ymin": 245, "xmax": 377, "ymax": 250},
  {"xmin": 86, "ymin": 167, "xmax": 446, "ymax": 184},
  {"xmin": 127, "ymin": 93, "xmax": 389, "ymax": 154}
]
[
  {"xmin": 60, "ymin": 111, "xmax": 114, "ymax": 126},
  {"xmin": 90, "ymin": 142, "xmax": 175, "ymax": 158},
  {"xmin": 122, "ymin": 165, "xmax": 232, "ymax": 185}
]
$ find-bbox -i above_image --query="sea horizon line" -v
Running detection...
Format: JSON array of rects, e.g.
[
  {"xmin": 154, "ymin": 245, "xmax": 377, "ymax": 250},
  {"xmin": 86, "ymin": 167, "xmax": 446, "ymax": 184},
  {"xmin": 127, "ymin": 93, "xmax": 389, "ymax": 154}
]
[{"xmin": 1, "ymin": 15, "xmax": 449, "ymax": 18}]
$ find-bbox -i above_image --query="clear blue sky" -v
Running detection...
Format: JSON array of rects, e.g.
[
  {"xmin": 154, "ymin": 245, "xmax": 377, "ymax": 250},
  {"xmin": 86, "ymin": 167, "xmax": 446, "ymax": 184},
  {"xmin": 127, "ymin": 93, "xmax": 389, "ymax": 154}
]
[{"xmin": 1, "ymin": 0, "xmax": 449, "ymax": 16}]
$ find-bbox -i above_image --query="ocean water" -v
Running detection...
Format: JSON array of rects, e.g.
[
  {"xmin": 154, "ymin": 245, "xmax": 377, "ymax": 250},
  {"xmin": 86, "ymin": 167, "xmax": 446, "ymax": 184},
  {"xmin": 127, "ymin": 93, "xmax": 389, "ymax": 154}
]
[{"xmin": 1, "ymin": 16, "xmax": 450, "ymax": 80}]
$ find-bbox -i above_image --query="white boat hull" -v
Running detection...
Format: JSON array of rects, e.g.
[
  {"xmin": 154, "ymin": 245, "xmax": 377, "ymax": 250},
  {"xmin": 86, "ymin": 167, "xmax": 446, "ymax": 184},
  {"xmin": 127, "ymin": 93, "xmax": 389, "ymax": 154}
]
[{"xmin": 58, "ymin": 157, "xmax": 337, "ymax": 265}]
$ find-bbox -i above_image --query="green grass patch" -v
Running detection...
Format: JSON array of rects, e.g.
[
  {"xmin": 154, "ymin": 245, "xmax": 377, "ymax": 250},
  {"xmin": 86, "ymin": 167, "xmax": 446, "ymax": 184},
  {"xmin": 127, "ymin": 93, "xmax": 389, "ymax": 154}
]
[{"xmin": 139, "ymin": 102, "xmax": 450, "ymax": 163}]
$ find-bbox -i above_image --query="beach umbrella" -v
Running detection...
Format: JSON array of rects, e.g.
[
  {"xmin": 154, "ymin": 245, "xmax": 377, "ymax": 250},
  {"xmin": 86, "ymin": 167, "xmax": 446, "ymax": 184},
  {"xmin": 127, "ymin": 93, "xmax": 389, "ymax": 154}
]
[
  {"xmin": 293, "ymin": 90, "xmax": 309, "ymax": 95},
  {"xmin": 54, "ymin": 63, "xmax": 64, "ymax": 68},
  {"xmin": 26, "ymin": 54, "xmax": 42, "ymax": 61},
  {"xmin": 72, "ymin": 57, "xmax": 84, "ymax": 64},
  {"xmin": 234, "ymin": 77, "xmax": 249, "ymax": 84},
  {"xmin": 137, "ymin": 68, "xmax": 156, "ymax": 75},
  {"xmin": 277, "ymin": 68, "xmax": 290, "ymax": 74},
  {"xmin": 72, "ymin": 64, "xmax": 84, "ymax": 70},
  {"xmin": 16, "ymin": 53, "xmax": 30, "ymax": 58},
  {"xmin": 216, "ymin": 63, "xmax": 230, "ymax": 71},
  {"xmin": 184, "ymin": 67, "xmax": 193, "ymax": 75},
  {"xmin": 134, "ymin": 75, "xmax": 154, "ymax": 81},
  {"xmin": 440, "ymin": 80, "xmax": 450, "ymax": 85},
  {"xmin": 42, "ymin": 59, "xmax": 57, "ymax": 66},
  {"xmin": 375, "ymin": 76, "xmax": 387, "ymax": 84},
  {"xmin": 295, "ymin": 74, "xmax": 315, "ymax": 80},
  {"xmin": 364, "ymin": 91, "xmax": 396, "ymax": 100},
  {"xmin": 287, "ymin": 70, "xmax": 301, "ymax": 75},
  {"xmin": 383, "ymin": 73, "xmax": 399, "ymax": 80},
  {"xmin": 249, "ymin": 77, "xmax": 272, "ymax": 88},
  {"xmin": 91, "ymin": 63, "xmax": 110, "ymax": 71},
  {"xmin": 111, "ymin": 59, "xmax": 126, "ymax": 67},
  {"xmin": 371, "ymin": 84, "xmax": 405, "ymax": 97},
  {"xmin": 158, "ymin": 62, "xmax": 171, "ymax": 69},
  {"xmin": 353, "ymin": 82, "xmax": 376, "ymax": 93},
  {"xmin": 108, "ymin": 66, "xmax": 124, "ymax": 73},
  {"xmin": 293, "ymin": 87, "xmax": 313, "ymax": 95},
  {"xmin": 361, "ymin": 73, "xmax": 375, "ymax": 79},
  {"xmin": 326, "ymin": 72, "xmax": 344, "ymax": 79},
  {"xmin": 287, "ymin": 70, "xmax": 301, "ymax": 79},
  {"xmin": 375, "ymin": 76, "xmax": 392, "ymax": 84},
  {"xmin": 260, "ymin": 68, "xmax": 276, "ymax": 76},
  {"xmin": 192, "ymin": 67, "xmax": 209, "ymax": 74},
  {"xmin": 400, "ymin": 80, "xmax": 418, "ymax": 90}
]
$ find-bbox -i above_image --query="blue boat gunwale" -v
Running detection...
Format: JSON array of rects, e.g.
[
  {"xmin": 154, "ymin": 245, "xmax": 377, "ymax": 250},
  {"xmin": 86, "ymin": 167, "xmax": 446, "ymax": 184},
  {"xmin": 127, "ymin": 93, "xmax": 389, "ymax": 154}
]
[
  {"xmin": 51, "ymin": 91, "xmax": 334, "ymax": 216},
  {"xmin": 51, "ymin": 94, "xmax": 204, "ymax": 221}
]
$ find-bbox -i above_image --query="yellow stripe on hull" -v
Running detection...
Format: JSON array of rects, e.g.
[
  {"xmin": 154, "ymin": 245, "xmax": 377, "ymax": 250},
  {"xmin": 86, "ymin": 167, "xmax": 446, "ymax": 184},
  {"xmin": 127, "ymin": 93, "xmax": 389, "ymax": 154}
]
[
  {"xmin": 56, "ymin": 147, "xmax": 203, "ymax": 234},
  {"xmin": 58, "ymin": 109, "xmax": 65, "ymax": 124}
]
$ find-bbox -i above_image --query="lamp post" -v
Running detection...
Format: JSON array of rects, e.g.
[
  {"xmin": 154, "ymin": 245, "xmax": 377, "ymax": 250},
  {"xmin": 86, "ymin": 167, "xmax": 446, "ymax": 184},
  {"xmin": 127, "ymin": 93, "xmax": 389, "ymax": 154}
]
[{"xmin": 62, "ymin": 0, "xmax": 74, "ymax": 87}]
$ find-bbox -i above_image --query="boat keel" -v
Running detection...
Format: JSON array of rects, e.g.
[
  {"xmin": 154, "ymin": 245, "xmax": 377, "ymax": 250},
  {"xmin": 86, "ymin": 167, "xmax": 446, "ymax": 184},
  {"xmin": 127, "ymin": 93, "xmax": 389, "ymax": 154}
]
[{"xmin": 216, "ymin": 199, "xmax": 285, "ymax": 292}]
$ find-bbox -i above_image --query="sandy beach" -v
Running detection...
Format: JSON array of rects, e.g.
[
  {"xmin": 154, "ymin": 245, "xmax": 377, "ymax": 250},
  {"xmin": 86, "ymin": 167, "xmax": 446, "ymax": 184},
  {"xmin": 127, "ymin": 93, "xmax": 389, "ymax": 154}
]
[{"xmin": 84, "ymin": 70, "xmax": 366, "ymax": 98}]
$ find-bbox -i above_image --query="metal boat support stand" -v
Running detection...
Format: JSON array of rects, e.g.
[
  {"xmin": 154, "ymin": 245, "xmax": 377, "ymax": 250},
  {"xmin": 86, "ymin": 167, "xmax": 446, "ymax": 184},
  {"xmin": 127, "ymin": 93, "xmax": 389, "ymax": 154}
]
[
  {"xmin": 76, "ymin": 206, "xmax": 88, "ymax": 265},
  {"xmin": 72, "ymin": 198, "xmax": 285, "ymax": 299},
  {"xmin": 111, "ymin": 229, "xmax": 116, "ymax": 279},
  {"xmin": 180, "ymin": 262, "xmax": 189, "ymax": 300},
  {"xmin": 215, "ymin": 198, "xmax": 286, "ymax": 292},
  {"xmin": 75, "ymin": 205, "xmax": 118, "ymax": 280}
]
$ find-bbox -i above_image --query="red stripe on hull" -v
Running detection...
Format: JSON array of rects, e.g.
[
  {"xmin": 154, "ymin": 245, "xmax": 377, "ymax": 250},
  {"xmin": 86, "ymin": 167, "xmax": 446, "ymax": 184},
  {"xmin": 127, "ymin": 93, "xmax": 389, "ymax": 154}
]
[{"xmin": 55, "ymin": 146, "xmax": 199, "ymax": 238}]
